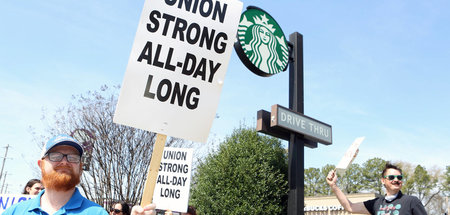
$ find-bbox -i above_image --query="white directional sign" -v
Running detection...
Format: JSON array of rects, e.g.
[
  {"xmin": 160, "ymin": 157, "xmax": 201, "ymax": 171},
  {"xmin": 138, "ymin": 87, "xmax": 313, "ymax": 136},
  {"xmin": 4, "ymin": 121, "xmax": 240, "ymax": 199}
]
[
  {"xmin": 270, "ymin": 104, "xmax": 332, "ymax": 145},
  {"xmin": 114, "ymin": 0, "xmax": 243, "ymax": 143}
]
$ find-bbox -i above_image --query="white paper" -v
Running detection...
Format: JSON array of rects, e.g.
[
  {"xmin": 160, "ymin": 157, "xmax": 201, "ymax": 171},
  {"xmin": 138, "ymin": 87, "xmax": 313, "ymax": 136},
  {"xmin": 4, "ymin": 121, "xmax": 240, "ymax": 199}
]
[{"xmin": 336, "ymin": 136, "xmax": 365, "ymax": 175}]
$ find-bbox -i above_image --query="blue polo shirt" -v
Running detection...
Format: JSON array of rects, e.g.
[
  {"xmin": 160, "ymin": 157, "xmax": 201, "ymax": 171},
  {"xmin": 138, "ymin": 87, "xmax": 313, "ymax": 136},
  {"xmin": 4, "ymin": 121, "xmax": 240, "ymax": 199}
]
[{"xmin": 2, "ymin": 188, "xmax": 108, "ymax": 214}]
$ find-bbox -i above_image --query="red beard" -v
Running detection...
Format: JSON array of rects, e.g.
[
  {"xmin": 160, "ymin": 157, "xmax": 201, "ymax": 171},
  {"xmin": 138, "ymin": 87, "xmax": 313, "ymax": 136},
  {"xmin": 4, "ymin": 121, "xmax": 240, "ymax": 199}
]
[{"xmin": 41, "ymin": 162, "xmax": 81, "ymax": 191}]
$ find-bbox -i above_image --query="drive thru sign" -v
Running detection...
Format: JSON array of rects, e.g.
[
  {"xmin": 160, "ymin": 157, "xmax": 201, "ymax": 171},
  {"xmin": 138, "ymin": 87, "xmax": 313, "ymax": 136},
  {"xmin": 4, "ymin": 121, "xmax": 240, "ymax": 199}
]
[{"xmin": 114, "ymin": 0, "xmax": 243, "ymax": 143}]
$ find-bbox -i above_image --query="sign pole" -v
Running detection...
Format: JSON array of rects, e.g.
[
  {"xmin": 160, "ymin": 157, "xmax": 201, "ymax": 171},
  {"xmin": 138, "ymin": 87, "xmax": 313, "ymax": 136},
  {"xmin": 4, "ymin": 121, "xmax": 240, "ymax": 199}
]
[
  {"xmin": 235, "ymin": 7, "xmax": 332, "ymax": 214},
  {"xmin": 141, "ymin": 133, "xmax": 167, "ymax": 206},
  {"xmin": 287, "ymin": 32, "xmax": 305, "ymax": 215}
]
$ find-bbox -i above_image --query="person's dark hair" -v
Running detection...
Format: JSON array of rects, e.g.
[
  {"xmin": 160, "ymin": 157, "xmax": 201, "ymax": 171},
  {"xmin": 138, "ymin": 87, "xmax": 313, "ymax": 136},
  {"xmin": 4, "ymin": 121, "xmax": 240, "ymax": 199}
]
[
  {"xmin": 112, "ymin": 201, "xmax": 130, "ymax": 215},
  {"xmin": 187, "ymin": 205, "xmax": 197, "ymax": 215},
  {"xmin": 22, "ymin": 179, "xmax": 41, "ymax": 194},
  {"xmin": 382, "ymin": 163, "xmax": 402, "ymax": 177}
]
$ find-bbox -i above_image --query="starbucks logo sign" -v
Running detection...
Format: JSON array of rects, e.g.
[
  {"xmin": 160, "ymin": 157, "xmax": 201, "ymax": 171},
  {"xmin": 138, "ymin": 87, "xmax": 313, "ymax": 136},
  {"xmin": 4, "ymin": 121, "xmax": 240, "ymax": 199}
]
[{"xmin": 234, "ymin": 6, "xmax": 289, "ymax": 77}]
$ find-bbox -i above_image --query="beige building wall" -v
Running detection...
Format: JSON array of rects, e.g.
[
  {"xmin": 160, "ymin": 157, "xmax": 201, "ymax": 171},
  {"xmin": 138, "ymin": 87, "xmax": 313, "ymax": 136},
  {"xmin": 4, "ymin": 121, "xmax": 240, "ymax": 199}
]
[{"xmin": 304, "ymin": 193, "xmax": 376, "ymax": 215}]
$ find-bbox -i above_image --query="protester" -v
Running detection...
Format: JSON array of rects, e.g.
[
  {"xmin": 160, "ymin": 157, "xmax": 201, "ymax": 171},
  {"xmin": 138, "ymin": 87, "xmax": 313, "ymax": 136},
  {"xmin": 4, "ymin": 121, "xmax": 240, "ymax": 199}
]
[
  {"xmin": 3, "ymin": 134, "xmax": 156, "ymax": 215},
  {"xmin": 326, "ymin": 163, "xmax": 427, "ymax": 214},
  {"xmin": 110, "ymin": 201, "xmax": 130, "ymax": 215},
  {"xmin": 181, "ymin": 205, "xmax": 196, "ymax": 215},
  {"xmin": 21, "ymin": 179, "xmax": 44, "ymax": 195}
]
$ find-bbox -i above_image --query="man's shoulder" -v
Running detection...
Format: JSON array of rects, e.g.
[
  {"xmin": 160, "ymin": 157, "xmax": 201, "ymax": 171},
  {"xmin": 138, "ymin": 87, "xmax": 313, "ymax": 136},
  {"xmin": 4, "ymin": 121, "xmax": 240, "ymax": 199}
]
[
  {"xmin": 364, "ymin": 196, "xmax": 383, "ymax": 204},
  {"xmin": 82, "ymin": 199, "xmax": 104, "ymax": 209},
  {"xmin": 398, "ymin": 192, "xmax": 421, "ymax": 201},
  {"xmin": 363, "ymin": 196, "xmax": 383, "ymax": 214},
  {"xmin": 76, "ymin": 196, "xmax": 107, "ymax": 213},
  {"xmin": 397, "ymin": 193, "xmax": 427, "ymax": 214},
  {"xmin": 67, "ymin": 189, "xmax": 108, "ymax": 214},
  {"xmin": 80, "ymin": 196, "xmax": 101, "ymax": 206}
]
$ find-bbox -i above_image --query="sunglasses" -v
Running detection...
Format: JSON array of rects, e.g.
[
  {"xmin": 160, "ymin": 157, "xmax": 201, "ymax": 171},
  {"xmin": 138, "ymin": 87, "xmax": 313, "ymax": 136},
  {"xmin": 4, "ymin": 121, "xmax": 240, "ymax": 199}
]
[
  {"xmin": 384, "ymin": 175, "xmax": 403, "ymax": 181},
  {"xmin": 111, "ymin": 209, "xmax": 122, "ymax": 213}
]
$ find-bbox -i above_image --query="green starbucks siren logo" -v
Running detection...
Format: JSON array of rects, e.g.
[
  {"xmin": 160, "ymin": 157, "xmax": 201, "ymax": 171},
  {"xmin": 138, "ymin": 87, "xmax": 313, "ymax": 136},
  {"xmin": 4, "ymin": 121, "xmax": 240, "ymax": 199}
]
[{"xmin": 234, "ymin": 6, "xmax": 289, "ymax": 77}]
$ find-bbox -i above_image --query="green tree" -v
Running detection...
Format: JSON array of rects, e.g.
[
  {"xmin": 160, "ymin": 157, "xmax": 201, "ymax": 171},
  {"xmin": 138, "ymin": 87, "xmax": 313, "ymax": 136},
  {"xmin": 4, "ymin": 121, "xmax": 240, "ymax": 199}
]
[
  {"xmin": 394, "ymin": 162, "xmax": 445, "ymax": 213},
  {"xmin": 444, "ymin": 166, "xmax": 450, "ymax": 196},
  {"xmin": 402, "ymin": 169, "xmax": 416, "ymax": 196},
  {"xmin": 361, "ymin": 158, "xmax": 386, "ymax": 194},
  {"xmin": 413, "ymin": 165, "xmax": 436, "ymax": 202},
  {"xmin": 339, "ymin": 163, "xmax": 363, "ymax": 194},
  {"xmin": 190, "ymin": 127, "xmax": 288, "ymax": 215},
  {"xmin": 397, "ymin": 162, "xmax": 415, "ymax": 195},
  {"xmin": 304, "ymin": 167, "xmax": 321, "ymax": 196}
]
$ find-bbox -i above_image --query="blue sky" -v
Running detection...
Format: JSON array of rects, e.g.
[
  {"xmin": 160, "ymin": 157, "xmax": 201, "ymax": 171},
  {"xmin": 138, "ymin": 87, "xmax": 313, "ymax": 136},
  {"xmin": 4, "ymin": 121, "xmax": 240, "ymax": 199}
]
[{"xmin": 1, "ymin": 0, "xmax": 449, "ymax": 194}]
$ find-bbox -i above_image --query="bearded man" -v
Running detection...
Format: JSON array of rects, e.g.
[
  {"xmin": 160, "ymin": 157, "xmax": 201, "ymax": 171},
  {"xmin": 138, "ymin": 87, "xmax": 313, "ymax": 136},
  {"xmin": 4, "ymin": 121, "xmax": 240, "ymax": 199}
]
[{"xmin": 3, "ymin": 134, "xmax": 156, "ymax": 215}]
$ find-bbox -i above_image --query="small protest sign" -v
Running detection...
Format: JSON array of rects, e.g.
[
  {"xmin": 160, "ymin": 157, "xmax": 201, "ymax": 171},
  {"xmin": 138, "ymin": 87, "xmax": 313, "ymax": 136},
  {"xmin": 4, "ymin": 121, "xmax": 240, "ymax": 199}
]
[
  {"xmin": 152, "ymin": 147, "xmax": 193, "ymax": 212},
  {"xmin": 336, "ymin": 136, "xmax": 365, "ymax": 175}
]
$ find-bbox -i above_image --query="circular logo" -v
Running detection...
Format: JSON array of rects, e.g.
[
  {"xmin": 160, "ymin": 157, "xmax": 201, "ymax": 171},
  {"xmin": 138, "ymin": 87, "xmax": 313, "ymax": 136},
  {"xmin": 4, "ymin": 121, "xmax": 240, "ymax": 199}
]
[{"xmin": 234, "ymin": 6, "xmax": 289, "ymax": 77}]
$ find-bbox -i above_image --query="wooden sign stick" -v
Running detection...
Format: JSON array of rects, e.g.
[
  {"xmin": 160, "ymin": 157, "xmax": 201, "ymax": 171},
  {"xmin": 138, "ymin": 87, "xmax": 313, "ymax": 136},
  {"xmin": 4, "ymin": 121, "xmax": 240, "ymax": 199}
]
[{"xmin": 141, "ymin": 133, "xmax": 167, "ymax": 206}]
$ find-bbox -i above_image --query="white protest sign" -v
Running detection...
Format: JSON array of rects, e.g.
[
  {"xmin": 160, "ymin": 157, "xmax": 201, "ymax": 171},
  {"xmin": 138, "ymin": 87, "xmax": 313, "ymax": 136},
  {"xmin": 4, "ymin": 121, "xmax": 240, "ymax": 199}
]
[
  {"xmin": 0, "ymin": 194, "xmax": 34, "ymax": 213},
  {"xmin": 336, "ymin": 136, "xmax": 365, "ymax": 175},
  {"xmin": 152, "ymin": 147, "xmax": 193, "ymax": 212},
  {"xmin": 113, "ymin": 0, "xmax": 243, "ymax": 143}
]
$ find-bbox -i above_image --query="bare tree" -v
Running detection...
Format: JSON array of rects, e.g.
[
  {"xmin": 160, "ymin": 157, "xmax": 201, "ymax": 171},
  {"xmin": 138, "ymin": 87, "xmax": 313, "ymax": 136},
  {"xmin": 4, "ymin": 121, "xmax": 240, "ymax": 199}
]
[{"xmin": 35, "ymin": 85, "xmax": 187, "ymax": 207}]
